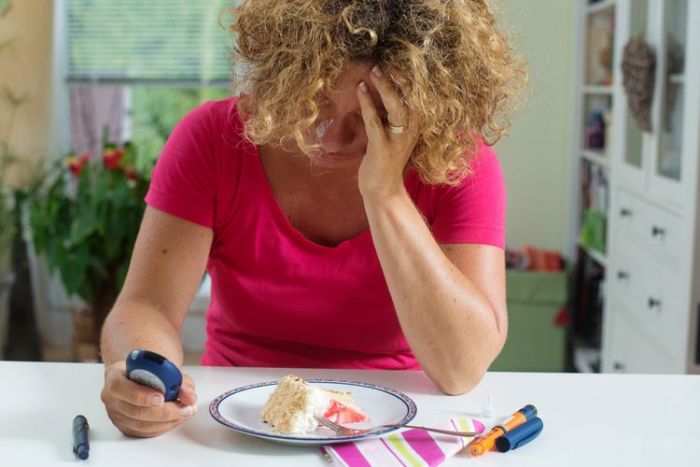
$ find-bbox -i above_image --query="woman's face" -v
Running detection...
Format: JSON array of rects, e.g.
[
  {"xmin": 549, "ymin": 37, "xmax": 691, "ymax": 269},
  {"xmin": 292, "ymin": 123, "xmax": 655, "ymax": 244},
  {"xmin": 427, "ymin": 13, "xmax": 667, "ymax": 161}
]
[{"xmin": 307, "ymin": 62, "xmax": 387, "ymax": 169}]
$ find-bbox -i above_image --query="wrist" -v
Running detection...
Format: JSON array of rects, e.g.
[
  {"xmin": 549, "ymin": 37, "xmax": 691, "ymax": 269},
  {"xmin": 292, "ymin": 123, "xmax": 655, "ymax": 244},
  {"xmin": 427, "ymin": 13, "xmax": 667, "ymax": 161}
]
[{"xmin": 360, "ymin": 184, "xmax": 409, "ymax": 206}]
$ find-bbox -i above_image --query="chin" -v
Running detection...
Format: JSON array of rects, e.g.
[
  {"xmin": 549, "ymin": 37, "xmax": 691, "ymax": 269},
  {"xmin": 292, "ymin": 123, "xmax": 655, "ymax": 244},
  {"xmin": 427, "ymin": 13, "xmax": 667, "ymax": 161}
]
[{"xmin": 313, "ymin": 152, "xmax": 363, "ymax": 168}]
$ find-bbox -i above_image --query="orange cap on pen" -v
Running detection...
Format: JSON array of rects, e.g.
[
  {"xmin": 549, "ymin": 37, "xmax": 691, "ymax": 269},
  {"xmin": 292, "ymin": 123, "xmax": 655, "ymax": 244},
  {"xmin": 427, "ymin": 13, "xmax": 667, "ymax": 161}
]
[
  {"xmin": 468, "ymin": 426, "xmax": 505, "ymax": 456},
  {"xmin": 467, "ymin": 405, "xmax": 537, "ymax": 457}
]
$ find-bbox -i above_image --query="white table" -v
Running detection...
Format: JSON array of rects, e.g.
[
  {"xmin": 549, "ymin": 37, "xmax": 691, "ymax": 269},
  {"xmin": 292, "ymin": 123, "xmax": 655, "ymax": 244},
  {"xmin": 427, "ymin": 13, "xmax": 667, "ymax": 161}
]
[{"xmin": 1, "ymin": 362, "xmax": 698, "ymax": 466}]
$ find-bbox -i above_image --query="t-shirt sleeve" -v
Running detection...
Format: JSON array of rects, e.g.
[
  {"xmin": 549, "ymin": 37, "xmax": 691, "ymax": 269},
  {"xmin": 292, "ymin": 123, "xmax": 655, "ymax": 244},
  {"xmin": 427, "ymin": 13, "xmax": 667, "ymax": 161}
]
[
  {"xmin": 430, "ymin": 144, "xmax": 506, "ymax": 248},
  {"xmin": 145, "ymin": 102, "xmax": 219, "ymax": 228}
]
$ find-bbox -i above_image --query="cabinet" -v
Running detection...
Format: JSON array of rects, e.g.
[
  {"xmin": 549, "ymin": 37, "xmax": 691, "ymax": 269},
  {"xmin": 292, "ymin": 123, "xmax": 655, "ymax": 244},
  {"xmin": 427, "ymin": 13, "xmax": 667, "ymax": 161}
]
[{"xmin": 570, "ymin": 0, "xmax": 700, "ymax": 373}]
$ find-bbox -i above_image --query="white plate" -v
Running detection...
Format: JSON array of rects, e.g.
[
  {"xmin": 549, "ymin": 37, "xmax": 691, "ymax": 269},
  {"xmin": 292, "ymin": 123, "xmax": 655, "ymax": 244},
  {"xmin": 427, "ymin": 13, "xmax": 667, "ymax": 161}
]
[{"xmin": 209, "ymin": 378, "xmax": 417, "ymax": 445}]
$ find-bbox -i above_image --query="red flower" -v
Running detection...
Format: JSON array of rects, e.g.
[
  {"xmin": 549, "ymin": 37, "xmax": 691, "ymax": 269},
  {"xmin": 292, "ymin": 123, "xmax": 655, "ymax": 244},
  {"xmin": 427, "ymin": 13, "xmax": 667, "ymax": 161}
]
[
  {"xmin": 103, "ymin": 148, "xmax": 125, "ymax": 170},
  {"xmin": 66, "ymin": 152, "xmax": 91, "ymax": 176},
  {"xmin": 122, "ymin": 166, "xmax": 140, "ymax": 181}
]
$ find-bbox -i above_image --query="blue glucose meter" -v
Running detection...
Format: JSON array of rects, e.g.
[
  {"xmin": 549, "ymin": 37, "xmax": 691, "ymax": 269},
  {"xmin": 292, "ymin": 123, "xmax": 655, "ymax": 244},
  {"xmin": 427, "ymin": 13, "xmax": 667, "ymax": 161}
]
[{"xmin": 126, "ymin": 350, "xmax": 183, "ymax": 402}]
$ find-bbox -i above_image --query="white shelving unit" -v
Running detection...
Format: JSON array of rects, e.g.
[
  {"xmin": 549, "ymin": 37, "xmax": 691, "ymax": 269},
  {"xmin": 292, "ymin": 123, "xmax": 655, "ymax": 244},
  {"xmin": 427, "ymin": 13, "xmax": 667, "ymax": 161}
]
[
  {"xmin": 581, "ymin": 149, "xmax": 610, "ymax": 168},
  {"xmin": 567, "ymin": 1, "xmax": 619, "ymax": 373},
  {"xmin": 570, "ymin": 0, "xmax": 700, "ymax": 375}
]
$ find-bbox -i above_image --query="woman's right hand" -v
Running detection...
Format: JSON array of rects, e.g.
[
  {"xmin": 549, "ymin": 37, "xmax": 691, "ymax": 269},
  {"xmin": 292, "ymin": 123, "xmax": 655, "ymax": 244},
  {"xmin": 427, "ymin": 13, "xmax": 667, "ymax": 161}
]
[{"xmin": 101, "ymin": 361, "xmax": 199, "ymax": 438}]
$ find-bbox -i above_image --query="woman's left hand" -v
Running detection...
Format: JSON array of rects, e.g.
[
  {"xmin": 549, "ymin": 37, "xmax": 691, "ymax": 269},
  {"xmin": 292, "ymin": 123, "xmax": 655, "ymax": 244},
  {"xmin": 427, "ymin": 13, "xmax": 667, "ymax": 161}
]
[{"xmin": 356, "ymin": 66, "xmax": 420, "ymax": 200}]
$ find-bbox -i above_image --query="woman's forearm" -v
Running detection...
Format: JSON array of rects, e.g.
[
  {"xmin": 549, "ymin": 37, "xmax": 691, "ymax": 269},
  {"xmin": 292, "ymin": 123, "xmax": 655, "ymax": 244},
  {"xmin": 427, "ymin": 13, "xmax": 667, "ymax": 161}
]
[
  {"xmin": 363, "ymin": 188, "xmax": 505, "ymax": 394},
  {"xmin": 100, "ymin": 298, "xmax": 185, "ymax": 367}
]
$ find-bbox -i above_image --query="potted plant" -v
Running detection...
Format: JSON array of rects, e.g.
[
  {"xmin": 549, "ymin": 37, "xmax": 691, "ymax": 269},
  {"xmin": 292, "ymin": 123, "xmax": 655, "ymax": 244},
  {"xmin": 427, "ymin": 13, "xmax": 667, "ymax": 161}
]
[
  {"xmin": 0, "ymin": 86, "xmax": 31, "ymax": 358},
  {"xmin": 29, "ymin": 140, "xmax": 151, "ymax": 360},
  {"xmin": 0, "ymin": 153, "xmax": 15, "ymax": 358},
  {"xmin": 0, "ymin": 154, "xmax": 14, "ymax": 271}
]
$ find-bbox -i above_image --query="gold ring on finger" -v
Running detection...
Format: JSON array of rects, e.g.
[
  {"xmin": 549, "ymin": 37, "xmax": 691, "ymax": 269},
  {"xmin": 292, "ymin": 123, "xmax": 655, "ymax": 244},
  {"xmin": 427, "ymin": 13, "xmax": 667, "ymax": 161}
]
[{"xmin": 388, "ymin": 123, "xmax": 407, "ymax": 134}]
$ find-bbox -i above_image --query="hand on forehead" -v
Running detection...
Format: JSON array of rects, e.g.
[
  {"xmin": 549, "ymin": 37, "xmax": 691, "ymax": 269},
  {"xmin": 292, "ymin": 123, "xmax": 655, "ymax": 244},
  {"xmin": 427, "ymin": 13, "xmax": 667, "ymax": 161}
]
[{"xmin": 324, "ymin": 62, "xmax": 388, "ymax": 115}]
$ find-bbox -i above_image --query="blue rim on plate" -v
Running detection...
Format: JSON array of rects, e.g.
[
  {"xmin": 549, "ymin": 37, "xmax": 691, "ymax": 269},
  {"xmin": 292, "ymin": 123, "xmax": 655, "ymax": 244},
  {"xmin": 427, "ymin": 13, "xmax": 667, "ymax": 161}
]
[{"xmin": 209, "ymin": 378, "xmax": 418, "ymax": 444}]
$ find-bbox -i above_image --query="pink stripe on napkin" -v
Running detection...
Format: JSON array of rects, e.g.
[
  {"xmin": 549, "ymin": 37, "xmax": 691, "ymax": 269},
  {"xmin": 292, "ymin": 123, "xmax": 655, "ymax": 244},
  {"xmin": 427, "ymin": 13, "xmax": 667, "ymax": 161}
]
[
  {"xmin": 329, "ymin": 442, "xmax": 372, "ymax": 467},
  {"xmin": 403, "ymin": 428, "xmax": 446, "ymax": 465},
  {"xmin": 322, "ymin": 417, "xmax": 484, "ymax": 467}
]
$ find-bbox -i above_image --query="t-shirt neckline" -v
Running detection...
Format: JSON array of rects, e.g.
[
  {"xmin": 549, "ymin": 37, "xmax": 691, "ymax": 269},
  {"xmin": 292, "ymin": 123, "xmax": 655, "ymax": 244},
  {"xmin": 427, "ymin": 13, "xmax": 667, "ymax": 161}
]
[{"xmin": 248, "ymin": 143, "xmax": 372, "ymax": 251}]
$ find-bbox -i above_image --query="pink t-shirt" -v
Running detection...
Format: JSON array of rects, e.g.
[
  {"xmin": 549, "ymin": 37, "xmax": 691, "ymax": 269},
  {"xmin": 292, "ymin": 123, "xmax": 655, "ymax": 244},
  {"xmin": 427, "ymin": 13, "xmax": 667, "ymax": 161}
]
[{"xmin": 145, "ymin": 97, "xmax": 506, "ymax": 370}]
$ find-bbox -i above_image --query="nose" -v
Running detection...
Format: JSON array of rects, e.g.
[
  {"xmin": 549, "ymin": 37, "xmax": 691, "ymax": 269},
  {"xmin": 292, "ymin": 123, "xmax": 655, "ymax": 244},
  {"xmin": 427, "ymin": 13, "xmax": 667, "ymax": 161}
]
[{"xmin": 317, "ymin": 116, "xmax": 364, "ymax": 154}]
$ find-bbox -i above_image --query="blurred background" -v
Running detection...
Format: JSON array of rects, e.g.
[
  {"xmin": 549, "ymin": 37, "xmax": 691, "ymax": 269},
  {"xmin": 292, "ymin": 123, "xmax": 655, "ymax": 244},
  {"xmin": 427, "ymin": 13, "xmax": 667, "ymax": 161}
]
[{"xmin": 1, "ymin": 0, "xmax": 699, "ymax": 375}]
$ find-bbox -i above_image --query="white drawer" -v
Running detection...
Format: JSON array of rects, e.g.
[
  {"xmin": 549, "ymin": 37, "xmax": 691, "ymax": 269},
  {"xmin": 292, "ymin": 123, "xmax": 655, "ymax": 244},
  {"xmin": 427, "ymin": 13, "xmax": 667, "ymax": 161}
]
[
  {"xmin": 608, "ymin": 241, "xmax": 687, "ymax": 362},
  {"xmin": 604, "ymin": 305, "xmax": 680, "ymax": 374},
  {"xmin": 614, "ymin": 190, "xmax": 682, "ymax": 267},
  {"xmin": 614, "ymin": 190, "xmax": 646, "ymax": 242},
  {"xmin": 639, "ymin": 203, "xmax": 683, "ymax": 266}
]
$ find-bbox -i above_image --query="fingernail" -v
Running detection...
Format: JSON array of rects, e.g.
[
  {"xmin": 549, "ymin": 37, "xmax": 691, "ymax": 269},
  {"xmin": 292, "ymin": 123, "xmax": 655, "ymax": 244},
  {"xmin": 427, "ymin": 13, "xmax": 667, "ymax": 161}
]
[
  {"xmin": 372, "ymin": 66, "xmax": 382, "ymax": 78},
  {"xmin": 358, "ymin": 81, "xmax": 368, "ymax": 93},
  {"xmin": 192, "ymin": 404, "xmax": 199, "ymax": 414},
  {"xmin": 180, "ymin": 405, "xmax": 194, "ymax": 417},
  {"xmin": 149, "ymin": 394, "xmax": 164, "ymax": 407}
]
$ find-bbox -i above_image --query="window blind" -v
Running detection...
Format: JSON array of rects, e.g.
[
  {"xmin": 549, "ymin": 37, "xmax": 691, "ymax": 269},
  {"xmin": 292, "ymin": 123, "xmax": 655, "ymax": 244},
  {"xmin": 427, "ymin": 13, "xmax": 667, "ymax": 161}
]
[{"xmin": 66, "ymin": 0, "xmax": 238, "ymax": 86}]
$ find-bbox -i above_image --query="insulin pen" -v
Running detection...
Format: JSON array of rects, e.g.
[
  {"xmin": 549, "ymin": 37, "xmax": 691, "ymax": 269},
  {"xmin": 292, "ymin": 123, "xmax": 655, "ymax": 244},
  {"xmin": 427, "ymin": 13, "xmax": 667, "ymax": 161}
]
[
  {"xmin": 72, "ymin": 415, "xmax": 90, "ymax": 460},
  {"xmin": 468, "ymin": 404, "xmax": 537, "ymax": 456}
]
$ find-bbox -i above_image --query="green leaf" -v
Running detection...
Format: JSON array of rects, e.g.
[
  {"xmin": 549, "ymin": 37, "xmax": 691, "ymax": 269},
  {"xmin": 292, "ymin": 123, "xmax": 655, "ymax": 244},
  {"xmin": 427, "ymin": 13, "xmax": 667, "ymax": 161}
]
[
  {"xmin": 87, "ymin": 256, "xmax": 109, "ymax": 280},
  {"xmin": 59, "ymin": 245, "xmax": 89, "ymax": 297},
  {"xmin": 115, "ymin": 261, "xmax": 129, "ymax": 291}
]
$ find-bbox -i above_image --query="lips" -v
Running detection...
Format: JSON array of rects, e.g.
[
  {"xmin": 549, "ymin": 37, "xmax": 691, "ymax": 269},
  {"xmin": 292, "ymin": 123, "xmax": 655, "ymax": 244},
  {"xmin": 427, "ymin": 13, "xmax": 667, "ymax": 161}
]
[{"xmin": 319, "ymin": 152, "xmax": 344, "ymax": 160}]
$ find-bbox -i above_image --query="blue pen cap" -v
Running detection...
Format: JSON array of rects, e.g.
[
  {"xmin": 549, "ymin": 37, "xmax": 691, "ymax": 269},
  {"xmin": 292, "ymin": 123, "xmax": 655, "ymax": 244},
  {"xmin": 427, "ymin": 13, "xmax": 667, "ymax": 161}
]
[
  {"xmin": 518, "ymin": 404, "xmax": 538, "ymax": 420},
  {"xmin": 495, "ymin": 416, "xmax": 543, "ymax": 453}
]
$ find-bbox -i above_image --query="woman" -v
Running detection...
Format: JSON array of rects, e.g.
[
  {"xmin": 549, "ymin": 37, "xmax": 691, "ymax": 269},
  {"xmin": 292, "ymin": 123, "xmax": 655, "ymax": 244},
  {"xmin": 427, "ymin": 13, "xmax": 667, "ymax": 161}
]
[{"xmin": 101, "ymin": 0, "xmax": 525, "ymax": 437}]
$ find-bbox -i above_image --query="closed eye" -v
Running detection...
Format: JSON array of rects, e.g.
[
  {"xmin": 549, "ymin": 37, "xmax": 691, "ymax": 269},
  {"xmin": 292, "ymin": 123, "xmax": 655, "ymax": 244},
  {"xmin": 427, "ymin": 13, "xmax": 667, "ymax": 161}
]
[{"xmin": 316, "ymin": 96, "xmax": 332, "ymax": 108}]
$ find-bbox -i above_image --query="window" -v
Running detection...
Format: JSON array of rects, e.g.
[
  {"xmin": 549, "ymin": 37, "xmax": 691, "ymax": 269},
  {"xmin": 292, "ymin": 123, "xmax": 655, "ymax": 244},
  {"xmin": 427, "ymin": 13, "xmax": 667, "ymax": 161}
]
[
  {"xmin": 127, "ymin": 87, "xmax": 230, "ymax": 169},
  {"xmin": 62, "ymin": 1, "xmax": 239, "ymax": 301},
  {"xmin": 64, "ymin": 0, "xmax": 236, "ymax": 168},
  {"xmin": 66, "ymin": 0, "xmax": 233, "ymax": 85}
]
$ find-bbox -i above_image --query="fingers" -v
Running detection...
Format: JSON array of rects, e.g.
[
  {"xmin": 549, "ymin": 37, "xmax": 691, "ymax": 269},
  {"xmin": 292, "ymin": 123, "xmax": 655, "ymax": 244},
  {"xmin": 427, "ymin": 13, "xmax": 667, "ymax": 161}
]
[
  {"xmin": 108, "ymin": 369, "xmax": 168, "ymax": 407},
  {"xmin": 109, "ymin": 398, "xmax": 197, "ymax": 423},
  {"xmin": 178, "ymin": 374, "xmax": 198, "ymax": 406},
  {"xmin": 357, "ymin": 81, "xmax": 387, "ymax": 147},
  {"xmin": 369, "ymin": 65, "xmax": 408, "ymax": 128},
  {"xmin": 407, "ymin": 106, "xmax": 420, "ymax": 136},
  {"xmin": 101, "ymin": 362, "xmax": 197, "ymax": 438},
  {"xmin": 107, "ymin": 410, "xmax": 189, "ymax": 438},
  {"xmin": 390, "ymin": 71, "xmax": 421, "ymax": 138}
]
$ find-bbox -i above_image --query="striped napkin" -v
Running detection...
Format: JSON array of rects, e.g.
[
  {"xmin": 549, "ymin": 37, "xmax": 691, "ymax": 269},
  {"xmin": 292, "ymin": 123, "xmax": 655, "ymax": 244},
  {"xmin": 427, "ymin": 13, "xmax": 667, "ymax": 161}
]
[{"xmin": 321, "ymin": 417, "xmax": 485, "ymax": 466}]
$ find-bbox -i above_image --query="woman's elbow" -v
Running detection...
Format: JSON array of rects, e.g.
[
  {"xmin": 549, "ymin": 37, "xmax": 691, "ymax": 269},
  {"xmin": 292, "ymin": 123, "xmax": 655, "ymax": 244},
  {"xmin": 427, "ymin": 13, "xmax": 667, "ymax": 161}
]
[
  {"xmin": 433, "ymin": 364, "xmax": 488, "ymax": 395},
  {"xmin": 434, "ymin": 338, "xmax": 507, "ymax": 395}
]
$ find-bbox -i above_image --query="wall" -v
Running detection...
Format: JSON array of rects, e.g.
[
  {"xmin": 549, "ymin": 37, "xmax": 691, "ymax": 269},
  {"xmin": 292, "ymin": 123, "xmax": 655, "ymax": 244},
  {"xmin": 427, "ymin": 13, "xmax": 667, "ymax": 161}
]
[
  {"xmin": 0, "ymin": 0, "xmax": 55, "ymax": 183},
  {"xmin": 1, "ymin": 0, "xmax": 73, "ymax": 353},
  {"xmin": 494, "ymin": 0, "xmax": 576, "ymax": 253}
]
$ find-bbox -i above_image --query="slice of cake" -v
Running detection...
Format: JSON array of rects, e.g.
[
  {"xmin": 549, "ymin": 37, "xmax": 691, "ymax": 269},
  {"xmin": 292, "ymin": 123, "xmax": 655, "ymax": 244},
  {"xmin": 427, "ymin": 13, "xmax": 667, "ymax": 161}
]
[{"xmin": 260, "ymin": 375, "xmax": 368, "ymax": 434}]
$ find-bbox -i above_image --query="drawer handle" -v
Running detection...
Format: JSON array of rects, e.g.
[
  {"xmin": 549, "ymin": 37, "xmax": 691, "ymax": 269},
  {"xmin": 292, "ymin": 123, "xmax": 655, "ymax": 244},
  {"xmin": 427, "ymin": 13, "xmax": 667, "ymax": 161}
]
[
  {"xmin": 613, "ymin": 361, "xmax": 626, "ymax": 371},
  {"xmin": 619, "ymin": 207, "xmax": 633, "ymax": 218},
  {"xmin": 648, "ymin": 297, "xmax": 662, "ymax": 309},
  {"xmin": 617, "ymin": 271, "xmax": 630, "ymax": 280},
  {"xmin": 651, "ymin": 225, "xmax": 666, "ymax": 238}
]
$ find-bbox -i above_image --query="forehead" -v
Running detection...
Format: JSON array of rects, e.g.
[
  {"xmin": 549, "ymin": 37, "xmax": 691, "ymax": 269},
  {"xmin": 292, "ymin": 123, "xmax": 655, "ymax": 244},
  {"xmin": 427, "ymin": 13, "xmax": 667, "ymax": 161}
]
[{"xmin": 325, "ymin": 62, "xmax": 384, "ymax": 110}]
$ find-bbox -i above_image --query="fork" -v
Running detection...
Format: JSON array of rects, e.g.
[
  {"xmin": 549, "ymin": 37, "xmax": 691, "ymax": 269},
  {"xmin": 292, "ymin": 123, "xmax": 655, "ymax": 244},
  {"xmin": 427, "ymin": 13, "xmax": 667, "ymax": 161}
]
[{"xmin": 314, "ymin": 415, "xmax": 478, "ymax": 437}]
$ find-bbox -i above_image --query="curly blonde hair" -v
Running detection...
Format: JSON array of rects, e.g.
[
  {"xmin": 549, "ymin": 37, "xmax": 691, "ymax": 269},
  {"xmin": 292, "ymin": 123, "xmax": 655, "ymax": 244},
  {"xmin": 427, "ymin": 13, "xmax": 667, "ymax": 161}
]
[{"xmin": 228, "ymin": 0, "xmax": 526, "ymax": 185}]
